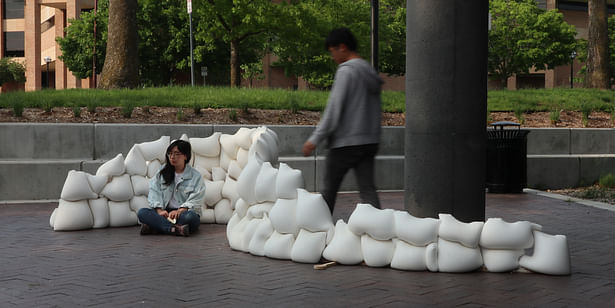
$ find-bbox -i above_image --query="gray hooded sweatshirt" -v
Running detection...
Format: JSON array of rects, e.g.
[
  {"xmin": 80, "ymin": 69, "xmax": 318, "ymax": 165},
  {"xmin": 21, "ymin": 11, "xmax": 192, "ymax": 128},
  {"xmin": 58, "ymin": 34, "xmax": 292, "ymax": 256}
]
[{"xmin": 308, "ymin": 58, "xmax": 383, "ymax": 149}]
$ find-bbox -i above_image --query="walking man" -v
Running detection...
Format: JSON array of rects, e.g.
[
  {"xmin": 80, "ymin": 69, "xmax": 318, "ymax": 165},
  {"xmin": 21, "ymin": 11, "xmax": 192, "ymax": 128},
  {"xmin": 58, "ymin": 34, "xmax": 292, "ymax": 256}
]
[{"xmin": 302, "ymin": 27, "xmax": 383, "ymax": 213}]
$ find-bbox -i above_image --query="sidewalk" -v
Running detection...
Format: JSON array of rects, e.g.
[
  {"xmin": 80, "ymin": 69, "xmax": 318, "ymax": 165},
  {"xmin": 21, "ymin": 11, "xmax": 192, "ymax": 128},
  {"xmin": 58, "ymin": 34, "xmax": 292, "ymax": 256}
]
[{"xmin": 1, "ymin": 192, "xmax": 614, "ymax": 307}]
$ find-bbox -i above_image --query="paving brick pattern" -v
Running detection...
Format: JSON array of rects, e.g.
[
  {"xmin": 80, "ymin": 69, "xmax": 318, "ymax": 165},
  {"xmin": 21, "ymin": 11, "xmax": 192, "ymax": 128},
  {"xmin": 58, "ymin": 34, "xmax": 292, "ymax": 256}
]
[{"xmin": 1, "ymin": 192, "xmax": 614, "ymax": 307}]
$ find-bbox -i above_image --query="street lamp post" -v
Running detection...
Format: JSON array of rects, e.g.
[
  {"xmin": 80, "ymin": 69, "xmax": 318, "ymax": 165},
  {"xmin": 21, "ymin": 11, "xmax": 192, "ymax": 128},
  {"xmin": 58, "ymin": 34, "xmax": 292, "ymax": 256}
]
[
  {"xmin": 570, "ymin": 51, "xmax": 577, "ymax": 89},
  {"xmin": 187, "ymin": 0, "xmax": 194, "ymax": 87},
  {"xmin": 44, "ymin": 56, "xmax": 52, "ymax": 89}
]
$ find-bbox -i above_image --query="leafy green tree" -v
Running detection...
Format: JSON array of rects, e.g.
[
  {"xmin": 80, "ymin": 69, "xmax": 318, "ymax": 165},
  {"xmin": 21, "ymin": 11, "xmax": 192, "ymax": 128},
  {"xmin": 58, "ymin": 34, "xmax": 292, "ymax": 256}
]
[
  {"xmin": 272, "ymin": 0, "xmax": 372, "ymax": 89},
  {"xmin": 379, "ymin": 0, "xmax": 406, "ymax": 76},
  {"xmin": 488, "ymin": 0, "xmax": 577, "ymax": 86},
  {"xmin": 194, "ymin": 0, "xmax": 282, "ymax": 87},
  {"xmin": 0, "ymin": 57, "xmax": 26, "ymax": 86},
  {"xmin": 56, "ymin": 0, "xmax": 108, "ymax": 79}
]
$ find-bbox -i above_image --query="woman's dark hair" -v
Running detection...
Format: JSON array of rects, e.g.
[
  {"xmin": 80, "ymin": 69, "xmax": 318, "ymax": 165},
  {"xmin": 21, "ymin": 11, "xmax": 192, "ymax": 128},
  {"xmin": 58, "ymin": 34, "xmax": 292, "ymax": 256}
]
[
  {"xmin": 325, "ymin": 27, "xmax": 357, "ymax": 51},
  {"xmin": 160, "ymin": 139, "xmax": 192, "ymax": 185}
]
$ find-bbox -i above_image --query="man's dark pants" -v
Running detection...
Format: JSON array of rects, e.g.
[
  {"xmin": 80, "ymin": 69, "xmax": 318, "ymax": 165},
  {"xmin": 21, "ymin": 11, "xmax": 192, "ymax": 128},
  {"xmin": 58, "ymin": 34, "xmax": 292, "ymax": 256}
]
[{"xmin": 320, "ymin": 143, "xmax": 381, "ymax": 213}]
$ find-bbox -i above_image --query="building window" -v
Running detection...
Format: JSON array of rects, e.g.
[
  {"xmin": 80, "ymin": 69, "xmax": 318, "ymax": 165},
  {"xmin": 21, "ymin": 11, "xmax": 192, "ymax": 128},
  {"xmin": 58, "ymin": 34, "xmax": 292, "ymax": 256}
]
[
  {"xmin": 3, "ymin": 0, "xmax": 24, "ymax": 19},
  {"xmin": 4, "ymin": 32, "xmax": 25, "ymax": 57}
]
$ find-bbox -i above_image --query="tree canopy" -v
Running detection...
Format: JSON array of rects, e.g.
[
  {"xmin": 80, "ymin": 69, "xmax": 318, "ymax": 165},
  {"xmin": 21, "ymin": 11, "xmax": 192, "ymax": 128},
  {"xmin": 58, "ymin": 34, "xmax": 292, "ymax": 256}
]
[
  {"xmin": 488, "ymin": 0, "xmax": 577, "ymax": 85},
  {"xmin": 0, "ymin": 57, "xmax": 26, "ymax": 86},
  {"xmin": 58, "ymin": 0, "xmax": 407, "ymax": 88}
]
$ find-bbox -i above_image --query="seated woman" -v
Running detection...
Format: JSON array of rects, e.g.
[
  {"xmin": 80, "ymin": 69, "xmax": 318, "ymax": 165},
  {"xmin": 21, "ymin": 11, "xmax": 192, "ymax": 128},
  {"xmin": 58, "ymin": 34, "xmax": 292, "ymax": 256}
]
[{"xmin": 138, "ymin": 140, "xmax": 205, "ymax": 236}]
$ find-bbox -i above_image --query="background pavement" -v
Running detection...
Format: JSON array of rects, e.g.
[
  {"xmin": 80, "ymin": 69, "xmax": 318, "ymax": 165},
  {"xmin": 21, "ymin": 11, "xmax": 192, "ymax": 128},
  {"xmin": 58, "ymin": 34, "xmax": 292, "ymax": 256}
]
[{"xmin": 1, "ymin": 192, "xmax": 614, "ymax": 307}]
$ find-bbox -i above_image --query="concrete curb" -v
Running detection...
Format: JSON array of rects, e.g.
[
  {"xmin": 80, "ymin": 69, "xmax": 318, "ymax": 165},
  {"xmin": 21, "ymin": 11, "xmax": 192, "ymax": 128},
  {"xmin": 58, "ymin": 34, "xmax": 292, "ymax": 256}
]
[{"xmin": 523, "ymin": 188, "xmax": 615, "ymax": 212}]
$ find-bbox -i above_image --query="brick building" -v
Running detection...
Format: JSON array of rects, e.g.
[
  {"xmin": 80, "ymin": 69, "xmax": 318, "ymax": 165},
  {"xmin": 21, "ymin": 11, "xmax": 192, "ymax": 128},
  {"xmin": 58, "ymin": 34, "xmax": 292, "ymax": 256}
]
[{"xmin": 0, "ymin": 0, "xmax": 96, "ymax": 92}]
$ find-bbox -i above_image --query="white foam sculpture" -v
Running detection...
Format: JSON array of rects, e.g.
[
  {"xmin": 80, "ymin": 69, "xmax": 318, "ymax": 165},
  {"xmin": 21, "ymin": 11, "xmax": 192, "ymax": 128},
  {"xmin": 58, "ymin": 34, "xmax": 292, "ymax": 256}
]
[
  {"xmin": 51, "ymin": 126, "xmax": 280, "ymax": 231},
  {"xmin": 51, "ymin": 126, "xmax": 571, "ymax": 276},
  {"xmin": 519, "ymin": 230, "xmax": 571, "ymax": 275}
]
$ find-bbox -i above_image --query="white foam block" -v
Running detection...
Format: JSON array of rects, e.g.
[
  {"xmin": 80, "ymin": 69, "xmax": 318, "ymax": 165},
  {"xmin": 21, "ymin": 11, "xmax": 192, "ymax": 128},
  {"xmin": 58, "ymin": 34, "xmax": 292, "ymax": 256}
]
[
  {"xmin": 226, "ymin": 212, "xmax": 241, "ymax": 240},
  {"xmin": 438, "ymin": 213, "xmax": 484, "ymax": 248},
  {"xmin": 236, "ymin": 148, "xmax": 249, "ymax": 169},
  {"xmin": 190, "ymin": 133, "xmax": 221, "ymax": 157},
  {"xmin": 390, "ymin": 239, "xmax": 429, "ymax": 271},
  {"xmin": 241, "ymin": 217, "xmax": 263, "ymax": 252},
  {"xmin": 361, "ymin": 234, "xmax": 394, "ymax": 267},
  {"xmin": 227, "ymin": 160, "xmax": 243, "ymax": 181},
  {"xmin": 322, "ymin": 220, "xmax": 363, "ymax": 265},
  {"xmin": 269, "ymin": 198, "xmax": 299, "ymax": 235},
  {"xmin": 220, "ymin": 134, "xmax": 239, "ymax": 160},
  {"xmin": 204, "ymin": 180, "xmax": 224, "ymax": 206},
  {"xmin": 254, "ymin": 162, "xmax": 278, "ymax": 203},
  {"xmin": 246, "ymin": 202, "xmax": 274, "ymax": 220},
  {"xmin": 200, "ymin": 208, "xmax": 215, "ymax": 223},
  {"xmin": 101, "ymin": 174, "xmax": 135, "ymax": 202},
  {"xmin": 194, "ymin": 164, "xmax": 212, "ymax": 181},
  {"xmin": 219, "ymin": 150, "xmax": 231, "ymax": 171},
  {"xmin": 295, "ymin": 189, "xmax": 333, "ymax": 233},
  {"xmin": 49, "ymin": 208, "xmax": 56, "ymax": 228},
  {"xmin": 235, "ymin": 127, "xmax": 254, "ymax": 150},
  {"xmin": 88, "ymin": 198, "xmax": 109, "ymax": 229},
  {"xmin": 481, "ymin": 248, "xmax": 524, "ymax": 273},
  {"xmin": 86, "ymin": 173, "xmax": 108, "ymax": 194},
  {"xmin": 214, "ymin": 198, "xmax": 233, "ymax": 224},
  {"xmin": 234, "ymin": 198, "xmax": 249, "ymax": 218},
  {"xmin": 193, "ymin": 154, "xmax": 220, "ymax": 172},
  {"xmin": 53, "ymin": 199, "xmax": 93, "ymax": 231},
  {"xmin": 393, "ymin": 211, "xmax": 439, "ymax": 246},
  {"xmin": 96, "ymin": 154, "xmax": 126, "ymax": 177},
  {"xmin": 139, "ymin": 136, "xmax": 170, "ymax": 161},
  {"xmin": 291, "ymin": 229, "xmax": 327, "ymax": 264},
  {"xmin": 264, "ymin": 231, "xmax": 295, "ymax": 260},
  {"xmin": 425, "ymin": 243, "xmax": 439, "ymax": 272},
  {"xmin": 236, "ymin": 155, "xmax": 262, "ymax": 205},
  {"xmin": 108, "ymin": 201, "xmax": 138, "ymax": 227},
  {"xmin": 129, "ymin": 195, "xmax": 149, "ymax": 212},
  {"xmin": 60, "ymin": 170, "xmax": 99, "ymax": 201},
  {"xmin": 146, "ymin": 159, "xmax": 162, "ymax": 178},
  {"xmin": 211, "ymin": 167, "xmax": 226, "ymax": 182},
  {"xmin": 221, "ymin": 174, "xmax": 239, "ymax": 208},
  {"xmin": 248, "ymin": 215, "xmax": 274, "ymax": 257},
  {"xmin": 124, "ymin": 145, "xmax": 147, "ymax": 176},
  {"xmin": 437, "ymin": 238, "xmax": 483, "ymax": 273},
  {"xmin": 130, "ymin": 175, "xmax": 150, "ymax": 196},
  {"xmin": 480, "ymin": 218, "xmax": 543, "ymax": 250},
  {"xmin": 519, "ymin": 230, "xmax": 570, "ymax": 275},
  {"xmin": 276, "ymin": 163, "xmax": 304, "ymax": 199},
  {"xmin": 348, "ymin": 203, "xmax": 396, "ymax": 240},
  {"xmin": 228, "ymin": 215, "xmax": 250, "ymax": 251}
]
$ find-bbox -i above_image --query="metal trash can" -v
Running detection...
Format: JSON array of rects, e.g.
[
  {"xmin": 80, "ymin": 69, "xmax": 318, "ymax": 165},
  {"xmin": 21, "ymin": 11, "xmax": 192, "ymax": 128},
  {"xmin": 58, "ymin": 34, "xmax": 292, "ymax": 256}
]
[{"xmin": 486, "ymin": 121, "xmax": 530, "ymax": 193}]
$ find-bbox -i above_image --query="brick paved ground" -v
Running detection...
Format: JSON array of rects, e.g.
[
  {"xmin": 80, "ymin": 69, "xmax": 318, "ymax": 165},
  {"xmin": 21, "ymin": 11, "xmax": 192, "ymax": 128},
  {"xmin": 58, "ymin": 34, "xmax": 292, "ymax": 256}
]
[{"xmin": 1, "ymin": 192, "xmax": 614, "ymax": 307}]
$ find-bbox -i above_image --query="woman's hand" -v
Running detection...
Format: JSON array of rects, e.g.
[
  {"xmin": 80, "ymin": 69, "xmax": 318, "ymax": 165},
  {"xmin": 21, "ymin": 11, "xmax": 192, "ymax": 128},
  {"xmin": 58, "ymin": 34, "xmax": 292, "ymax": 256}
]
[
  {"xmin": 169, "ymin": 208, "xmax": 187, "ymax": 220},
  {"xmin": 156, "ymin": 208, "xmax": 169, "ymax": 218}
]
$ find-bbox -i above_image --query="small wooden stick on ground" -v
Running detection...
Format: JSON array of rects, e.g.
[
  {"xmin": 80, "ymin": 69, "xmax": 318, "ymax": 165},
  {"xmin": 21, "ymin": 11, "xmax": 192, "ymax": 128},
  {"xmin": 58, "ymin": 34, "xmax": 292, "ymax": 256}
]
[{"xmin": 313, "ymin": 261, "xmax": 336, "ymax": 270}]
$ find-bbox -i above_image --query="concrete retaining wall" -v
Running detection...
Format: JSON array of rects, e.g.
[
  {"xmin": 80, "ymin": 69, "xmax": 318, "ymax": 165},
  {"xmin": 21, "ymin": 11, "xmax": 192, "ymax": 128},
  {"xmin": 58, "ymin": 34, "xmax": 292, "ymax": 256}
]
[{"xmin": 2, "ymin": 124, "xmax": 615, "ymax": 200}]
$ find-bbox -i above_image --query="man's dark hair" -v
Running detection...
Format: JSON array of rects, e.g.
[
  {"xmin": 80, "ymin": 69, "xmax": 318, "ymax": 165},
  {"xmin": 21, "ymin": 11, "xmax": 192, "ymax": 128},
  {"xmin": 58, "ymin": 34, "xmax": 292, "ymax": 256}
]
[{"xmin": 325, "ymin": 27, "xmax": 358, "ymax": 51}]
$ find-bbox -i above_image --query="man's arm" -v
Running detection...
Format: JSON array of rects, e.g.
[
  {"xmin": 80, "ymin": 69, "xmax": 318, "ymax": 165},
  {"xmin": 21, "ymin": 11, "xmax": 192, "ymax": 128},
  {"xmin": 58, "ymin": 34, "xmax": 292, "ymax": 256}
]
[{"xmin": 305, "ymin": 67, "xmax": 352, "ymax": 150}]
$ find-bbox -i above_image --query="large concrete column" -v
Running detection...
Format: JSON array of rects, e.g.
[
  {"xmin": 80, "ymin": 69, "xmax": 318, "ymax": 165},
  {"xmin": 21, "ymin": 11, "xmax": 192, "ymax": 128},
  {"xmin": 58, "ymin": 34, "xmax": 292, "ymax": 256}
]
[
  {"xmin": 25, "ymin": 0, "xmax": 41, "ymax": 91},
  {"xmin": 405, "ymin": 1, "xmax": 487, "ymax": 222},
  {"xmin": 55, "ymin": 8, "xmax": 66, "ymax": 90},
  {"xmin": 66, "ymin": 0, "xmax": 81, "ymax": 89}
]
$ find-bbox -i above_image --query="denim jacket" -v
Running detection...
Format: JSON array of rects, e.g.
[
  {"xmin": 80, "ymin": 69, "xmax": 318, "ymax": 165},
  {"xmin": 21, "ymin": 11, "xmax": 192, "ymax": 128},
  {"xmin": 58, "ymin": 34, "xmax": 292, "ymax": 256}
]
[{"xmin": 147, "ymin": 164, "xmax": 205, "ymax": 216}]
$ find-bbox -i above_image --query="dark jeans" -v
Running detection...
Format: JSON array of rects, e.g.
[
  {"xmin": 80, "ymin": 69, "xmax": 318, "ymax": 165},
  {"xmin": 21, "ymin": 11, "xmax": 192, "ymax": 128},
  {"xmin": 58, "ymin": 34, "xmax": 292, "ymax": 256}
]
[
  {"xmin": 137, "ymin": 208, "xmax": 200, "ymax": 234},
  {"xmin": 321, "ymin": 143, "xmax": 381, "ymax": 213}
]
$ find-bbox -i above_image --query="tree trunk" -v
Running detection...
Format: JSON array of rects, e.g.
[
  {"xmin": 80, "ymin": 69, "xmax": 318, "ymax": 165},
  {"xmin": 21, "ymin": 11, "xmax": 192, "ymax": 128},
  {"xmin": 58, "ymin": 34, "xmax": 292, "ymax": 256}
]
[
  {"xmin": 585, "ymin": 0, "xmax": 610, "ymax": 89},
  {"xmin": 98, "ymin": 0, "xmax": 139, "ymax": 89},
  {"xmin": 230, "ymin": 39, "xmax": 241, "ymax": 87}
]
